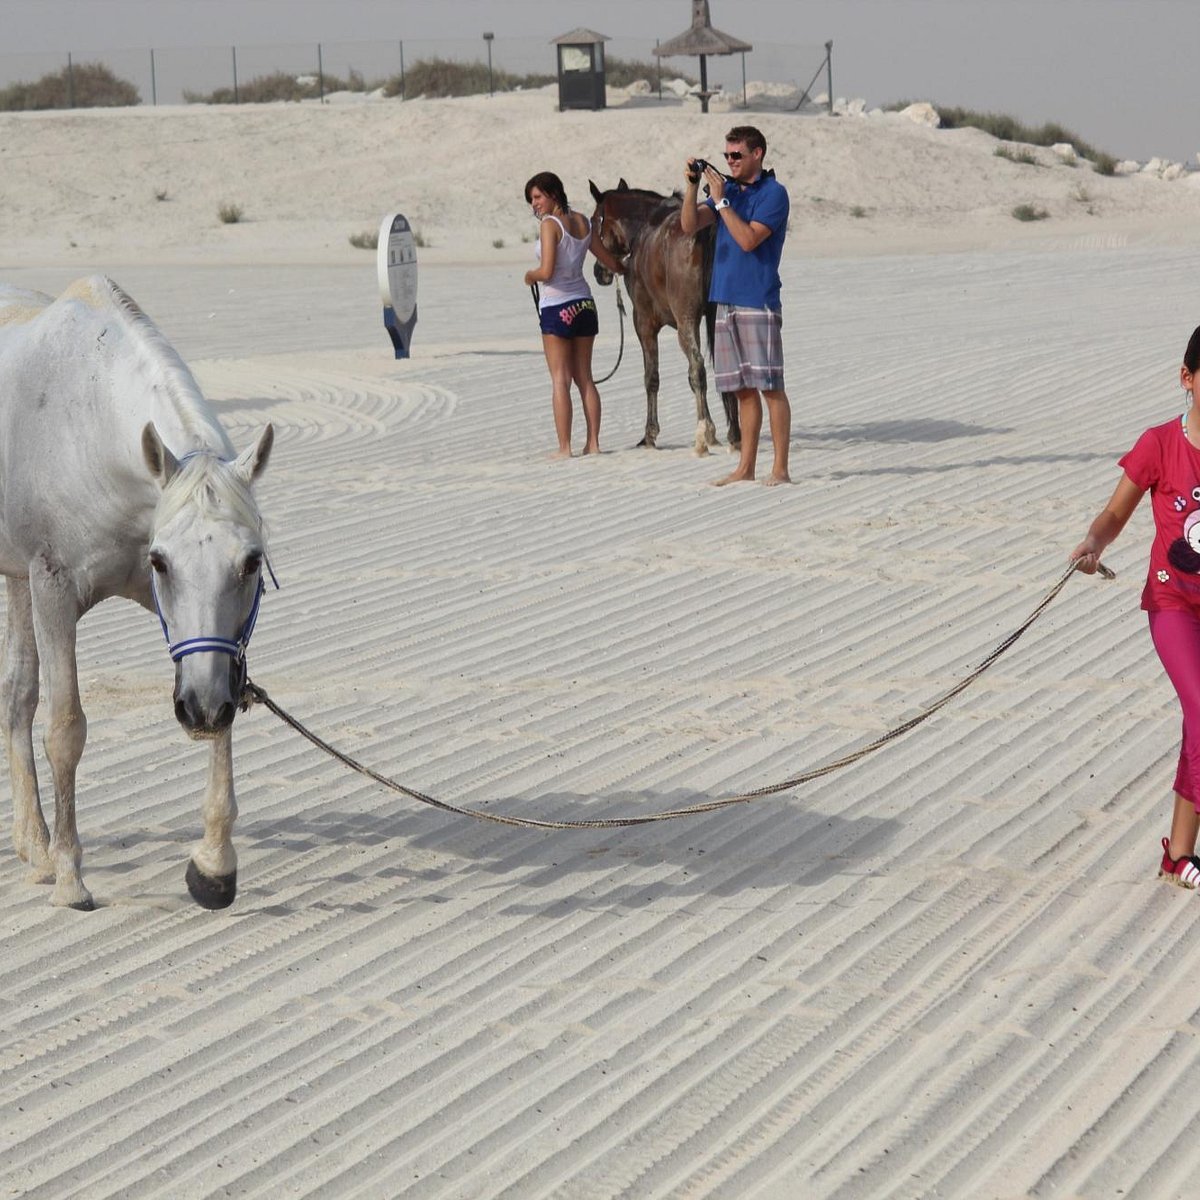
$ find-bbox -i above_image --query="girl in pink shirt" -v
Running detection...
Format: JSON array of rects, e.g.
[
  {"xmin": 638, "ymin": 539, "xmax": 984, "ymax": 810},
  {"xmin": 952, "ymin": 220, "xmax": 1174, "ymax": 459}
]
[{"xmin": 1073, "ymin": 325, "xmax": 1200, "ymax": 887}]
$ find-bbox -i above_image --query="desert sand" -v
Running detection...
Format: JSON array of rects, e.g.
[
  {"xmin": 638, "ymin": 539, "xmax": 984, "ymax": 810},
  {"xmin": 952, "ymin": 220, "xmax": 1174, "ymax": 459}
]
[{"xmin": 3, "ymin": 86, "xmax": 1200, "ymax": 1198}]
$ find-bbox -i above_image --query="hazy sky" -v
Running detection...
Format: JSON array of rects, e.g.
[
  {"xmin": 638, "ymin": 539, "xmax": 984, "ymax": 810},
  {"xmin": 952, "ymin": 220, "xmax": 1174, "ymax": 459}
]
[{"xmin": 2, "ymin": 0, "xmax": 1194, "ymax": 163}]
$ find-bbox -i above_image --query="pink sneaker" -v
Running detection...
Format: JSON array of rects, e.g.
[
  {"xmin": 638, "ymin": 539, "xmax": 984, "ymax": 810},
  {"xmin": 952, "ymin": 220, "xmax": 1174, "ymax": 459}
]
[{"xmin": 1160, "ymin": 837, "xmax": 1200, "ymax": 888}]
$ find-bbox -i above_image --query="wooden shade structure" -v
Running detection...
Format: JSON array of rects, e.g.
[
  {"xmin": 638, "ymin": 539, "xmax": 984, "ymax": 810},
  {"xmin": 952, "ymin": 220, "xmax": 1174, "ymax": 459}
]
[{"xmin": 653, "ymin": 0, "xmax": 752, "ymax": 113}]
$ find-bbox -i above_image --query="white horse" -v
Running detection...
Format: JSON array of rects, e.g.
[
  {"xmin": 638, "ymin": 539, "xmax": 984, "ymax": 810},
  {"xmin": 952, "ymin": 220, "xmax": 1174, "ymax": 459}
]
[{"xmin": 0, "ymin": 276, "xmax": 273, "ymax": 910}]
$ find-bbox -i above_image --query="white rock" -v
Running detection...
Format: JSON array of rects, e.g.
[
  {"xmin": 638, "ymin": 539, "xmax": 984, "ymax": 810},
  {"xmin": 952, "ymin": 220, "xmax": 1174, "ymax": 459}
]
[
  {"xmin": 1051, "ymin": 142, "xmax": 1078, "ymax": 165},
  {"xmin": 1163, "ymin": 162, "xmax": 1187, "ymax": 181},
  {"xmin": 1141, "ymin": 157, "xmax": 1167, "ymax": 175},
  {"xmin": 897, "ymin": 101, "xmax": 940, "ymax": 128},
  {"xmin": 625, "ymin": 79, "xmax": 652, "ymax": 96},
  {"xmin": 1114, "ymin": 160, "xmax": 1141, "ymax": 176}
]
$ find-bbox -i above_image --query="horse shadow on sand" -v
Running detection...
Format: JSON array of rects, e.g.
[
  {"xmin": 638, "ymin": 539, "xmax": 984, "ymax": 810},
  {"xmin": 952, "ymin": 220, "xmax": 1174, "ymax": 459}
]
[{"xmin": 225, "ymin": 788, "xmax": 901, "ymax": 918}]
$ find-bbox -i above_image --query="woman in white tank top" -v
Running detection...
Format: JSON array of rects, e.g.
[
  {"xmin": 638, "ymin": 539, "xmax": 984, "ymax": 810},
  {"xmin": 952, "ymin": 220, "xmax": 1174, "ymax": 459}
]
[{"xmin": 523, "ymin": 171, "xmax": 625, "ymax": 457}]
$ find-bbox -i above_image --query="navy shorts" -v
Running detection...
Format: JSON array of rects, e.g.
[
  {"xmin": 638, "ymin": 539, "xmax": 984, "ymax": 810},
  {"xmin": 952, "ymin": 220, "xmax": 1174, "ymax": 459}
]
[{"xmin": 539, "ymin": 297, "xmax": 599, "ymax": 338}]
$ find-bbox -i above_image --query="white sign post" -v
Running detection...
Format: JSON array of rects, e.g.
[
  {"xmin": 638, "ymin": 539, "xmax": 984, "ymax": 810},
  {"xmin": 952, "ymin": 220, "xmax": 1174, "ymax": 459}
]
[{"xmin": 377, "ymin": 211, "xmax": 418, "ymax": 358}]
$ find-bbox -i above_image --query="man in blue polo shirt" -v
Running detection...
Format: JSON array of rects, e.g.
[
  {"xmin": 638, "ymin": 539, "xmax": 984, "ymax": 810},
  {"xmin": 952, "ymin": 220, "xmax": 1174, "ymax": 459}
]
[{"xmin": 681, "ymin": 126, "xmax": 791, "ymax": 486}]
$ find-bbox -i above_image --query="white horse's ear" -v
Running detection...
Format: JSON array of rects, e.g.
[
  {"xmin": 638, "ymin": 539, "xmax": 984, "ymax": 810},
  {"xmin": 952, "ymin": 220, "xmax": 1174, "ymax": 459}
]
[
  {"xmin": 141, "ymin": 422, "xmax": 180, "ymax": 486},
  {"xmin": 231, "ymin": 424, "xmax": 273, "ymax": 486}
]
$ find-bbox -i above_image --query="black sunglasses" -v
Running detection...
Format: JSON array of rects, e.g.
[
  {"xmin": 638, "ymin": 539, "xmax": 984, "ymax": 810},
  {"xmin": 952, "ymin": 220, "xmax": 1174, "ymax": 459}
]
[{"xmin": 724, "ymin": 151, "xmax": 746, "ymax": 162}]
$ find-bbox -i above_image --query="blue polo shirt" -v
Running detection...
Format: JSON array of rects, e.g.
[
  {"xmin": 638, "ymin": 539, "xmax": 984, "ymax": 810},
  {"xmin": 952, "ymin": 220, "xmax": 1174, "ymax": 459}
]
[{"xmin": 706, "ymin": 170, "xmax": 789, "ymax": 311}]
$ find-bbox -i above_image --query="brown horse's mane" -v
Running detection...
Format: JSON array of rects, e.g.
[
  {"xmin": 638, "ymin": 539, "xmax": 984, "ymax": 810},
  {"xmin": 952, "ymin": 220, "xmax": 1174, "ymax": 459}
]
[{"xmin": 598, "ymin": 185, "xmax": 683, "ymax": 228}]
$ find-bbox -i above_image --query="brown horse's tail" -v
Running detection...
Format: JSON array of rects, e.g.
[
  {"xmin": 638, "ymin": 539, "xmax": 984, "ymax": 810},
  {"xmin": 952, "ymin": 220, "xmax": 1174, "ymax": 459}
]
[{"xmin": 699, "ymin": 224, "xmax": 718, "ymax": 361}]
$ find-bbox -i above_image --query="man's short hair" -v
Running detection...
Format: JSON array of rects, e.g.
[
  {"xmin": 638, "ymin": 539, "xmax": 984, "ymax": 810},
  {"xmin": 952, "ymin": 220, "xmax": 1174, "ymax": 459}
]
[{"xmin": 725, "ymin": 125, "xmax": 766, "ymax": 156}]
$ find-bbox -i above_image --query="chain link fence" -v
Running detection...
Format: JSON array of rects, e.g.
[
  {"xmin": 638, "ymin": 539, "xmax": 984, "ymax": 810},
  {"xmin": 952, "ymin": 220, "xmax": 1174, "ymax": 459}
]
[{"xmin": 0, "ymin": 36, "xmax": 833, "ymax": 110}]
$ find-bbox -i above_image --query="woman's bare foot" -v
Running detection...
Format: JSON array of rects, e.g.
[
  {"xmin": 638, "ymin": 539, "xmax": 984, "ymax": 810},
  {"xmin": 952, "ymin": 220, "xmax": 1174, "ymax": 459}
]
[
  {"xmin": 583, "ymin": 442, "xmax": 601, "ymax": 455},
  {"xmin": 548, "ymin": 448, "xmax": 572, "ymax": 460},
  {"xmin": 763, "ymin": 472, "xmax": 792, "ymax": 487},
  {"xmin": 711, "ymin": 469, "xmax": 754, "ymax": 487}
]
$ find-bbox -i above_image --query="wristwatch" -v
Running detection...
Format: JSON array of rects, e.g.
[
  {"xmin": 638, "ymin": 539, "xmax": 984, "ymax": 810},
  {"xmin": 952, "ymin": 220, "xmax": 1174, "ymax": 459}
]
[{"xmin": 714, "ymin": 198, "xmax": 731, "ymax": 211}]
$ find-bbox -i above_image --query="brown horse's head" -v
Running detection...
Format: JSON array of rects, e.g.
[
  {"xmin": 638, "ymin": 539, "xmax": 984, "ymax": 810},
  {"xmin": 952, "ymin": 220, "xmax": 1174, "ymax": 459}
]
[{"xmin": 589, "ymin": 178, "xmax": 669, "ymax": 287}]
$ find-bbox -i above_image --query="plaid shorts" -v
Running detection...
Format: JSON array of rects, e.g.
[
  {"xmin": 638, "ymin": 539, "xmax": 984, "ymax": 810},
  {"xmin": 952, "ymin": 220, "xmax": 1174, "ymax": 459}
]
[{"xmin": 712, "ymin": 304, "xmax": 785, "ymax": 392}]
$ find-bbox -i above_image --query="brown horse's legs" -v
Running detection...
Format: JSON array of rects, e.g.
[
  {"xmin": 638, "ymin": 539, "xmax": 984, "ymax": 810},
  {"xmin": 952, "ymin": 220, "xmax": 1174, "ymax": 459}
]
[
  {"xmin": 636, "ymin": 319, "xmax": 660, "ymax": 448},
  {"xmin": 677, "ymin": 322, "xmax": 717, "ymax": 456},
  {"xmin": 722, "ymin": 392, "xmax": 742, "ymax": 451}
]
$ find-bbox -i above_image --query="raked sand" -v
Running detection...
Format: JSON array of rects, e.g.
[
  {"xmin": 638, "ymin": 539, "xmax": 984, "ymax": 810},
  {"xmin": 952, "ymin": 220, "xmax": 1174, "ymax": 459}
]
[{"xmin": 3, "ymin": 91, "xmax": 1200, "ymax": 1198}]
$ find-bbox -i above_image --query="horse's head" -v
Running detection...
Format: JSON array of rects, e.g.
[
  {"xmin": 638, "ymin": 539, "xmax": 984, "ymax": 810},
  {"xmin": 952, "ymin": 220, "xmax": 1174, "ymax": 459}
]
[
  {"xmin": 589, "ymin": 179, "xmax": 677, "ymax": 287},
  {"xmin": 143, "ymin": 422, "xmax": 273, "ymax": 739},
  {"xmin": 589, "ymin": 178, "xmax": 638, "ymax": 287}
]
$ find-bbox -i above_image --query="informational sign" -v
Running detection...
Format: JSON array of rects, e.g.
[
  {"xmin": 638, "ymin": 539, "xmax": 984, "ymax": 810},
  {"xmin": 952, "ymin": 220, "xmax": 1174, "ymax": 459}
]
[{"xmin": 377, "ymin": 211, "xmax": 418, "ymax": 359}]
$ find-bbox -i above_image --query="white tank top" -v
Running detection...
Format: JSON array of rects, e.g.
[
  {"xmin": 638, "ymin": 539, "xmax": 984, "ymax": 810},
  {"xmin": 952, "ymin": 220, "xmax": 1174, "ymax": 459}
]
[{"xmin": 536, "ymin": 213, "xmax": 593, "ymax": 308}]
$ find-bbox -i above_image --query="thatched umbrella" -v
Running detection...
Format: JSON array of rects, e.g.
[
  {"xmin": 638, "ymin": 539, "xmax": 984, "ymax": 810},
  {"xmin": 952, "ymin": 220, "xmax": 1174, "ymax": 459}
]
[{"xmin": 653, "ymin": 0, "xmax": 752, "ymax": 114}]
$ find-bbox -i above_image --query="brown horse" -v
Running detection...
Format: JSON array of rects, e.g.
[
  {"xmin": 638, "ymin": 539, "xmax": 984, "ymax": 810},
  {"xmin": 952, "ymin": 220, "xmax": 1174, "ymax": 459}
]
[{"xmin": 589, "ymin": 180, "xmax": 739, "ymax": 455}]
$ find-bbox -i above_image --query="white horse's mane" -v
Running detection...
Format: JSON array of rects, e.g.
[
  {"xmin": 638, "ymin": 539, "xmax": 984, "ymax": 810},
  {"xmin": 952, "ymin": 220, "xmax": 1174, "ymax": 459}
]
[
  {"xmin": 66, "ymin": 276, "xmax": 227, "ymax": 451},
  {"xmin": 151, "ymin": 453, "xmax": 266, "ymax": 543},
  {"xmin": 61, "ymin": 278, "xmax": 264, "ymax": 542}
]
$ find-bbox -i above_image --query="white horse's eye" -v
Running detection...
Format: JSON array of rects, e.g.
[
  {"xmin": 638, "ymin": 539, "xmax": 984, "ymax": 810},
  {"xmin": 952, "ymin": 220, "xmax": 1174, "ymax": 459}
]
[{"xmin": 149, "ymin": 551, "xmax": 168, "ymax": 575}]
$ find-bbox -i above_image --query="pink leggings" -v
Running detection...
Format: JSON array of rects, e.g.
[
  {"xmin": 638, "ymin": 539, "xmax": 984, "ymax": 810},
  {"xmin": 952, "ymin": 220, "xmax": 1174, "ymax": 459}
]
[{"xmin": 1149, "ymin": 608, "xmax": 1200, "ymax": 810}]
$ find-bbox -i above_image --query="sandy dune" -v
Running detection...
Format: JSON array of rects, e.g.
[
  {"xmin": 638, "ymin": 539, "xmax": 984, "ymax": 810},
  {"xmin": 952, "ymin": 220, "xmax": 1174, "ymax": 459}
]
[{"xmin": 2, "ymin": 92, "xmax": 1200, "ymax": 1198}]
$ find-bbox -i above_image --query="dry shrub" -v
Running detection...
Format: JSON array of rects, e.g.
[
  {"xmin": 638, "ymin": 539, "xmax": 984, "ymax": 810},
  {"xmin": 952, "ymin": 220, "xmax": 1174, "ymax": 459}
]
[{"xmin": 0, "ymin": 62, "xmax": 140, "ymax": 110}]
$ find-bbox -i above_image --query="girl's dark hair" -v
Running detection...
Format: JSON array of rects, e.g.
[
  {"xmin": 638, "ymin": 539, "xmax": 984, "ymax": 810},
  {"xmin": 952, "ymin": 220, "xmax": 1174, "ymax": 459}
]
[
  {"xmin": 524, "ymin": 171, "xmax": 569, "ymax": 210},
  {"xmin": 1186, "ymin": 326, "xmax": 1200, "ymax": 373}
]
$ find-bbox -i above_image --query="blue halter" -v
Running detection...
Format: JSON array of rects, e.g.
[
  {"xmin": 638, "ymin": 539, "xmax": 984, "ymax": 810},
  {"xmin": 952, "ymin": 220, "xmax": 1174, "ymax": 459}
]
[{"xmin": 151, "ymin": 563, "xmax": 276, "ymax": 669}]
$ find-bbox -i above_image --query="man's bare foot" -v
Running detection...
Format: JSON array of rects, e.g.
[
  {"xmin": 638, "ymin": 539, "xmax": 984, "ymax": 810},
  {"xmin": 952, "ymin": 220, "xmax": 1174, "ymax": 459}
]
[
  {"xmin": 583, "ymin": 443, "xmax": 601, "ymax": 455},
  {"xmin": 711, "ymin": 470, "xmax": 754, "ymax": 487},
  {"xmin": 548, "ymin": 448, "xmax": 572, "ymax": 460},
  {"xmin": 762, "ymin": 472, "xmax": 792, "ymax": 487}
]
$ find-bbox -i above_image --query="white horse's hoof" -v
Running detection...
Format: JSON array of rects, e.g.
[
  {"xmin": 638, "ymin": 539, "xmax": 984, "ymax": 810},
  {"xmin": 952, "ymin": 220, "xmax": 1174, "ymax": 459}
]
[
  {"xmin": 186, "ymin": 860, "xmax": 237, "ymax": 909},
  {"xmin": 51, "ymin": 881, "xmax": 95, "ymax": 910}
]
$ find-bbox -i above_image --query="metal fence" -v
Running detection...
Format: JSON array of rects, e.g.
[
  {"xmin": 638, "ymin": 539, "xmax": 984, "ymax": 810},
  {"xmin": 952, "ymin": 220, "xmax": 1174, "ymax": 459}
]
[{"xmin": 0, "ymin": 36, "xmax": 833, "ymax": 109}]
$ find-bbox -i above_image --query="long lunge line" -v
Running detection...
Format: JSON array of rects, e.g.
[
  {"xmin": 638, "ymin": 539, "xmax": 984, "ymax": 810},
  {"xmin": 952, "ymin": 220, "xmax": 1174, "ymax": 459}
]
[{"xmin": 241, "ymin": 559, "xmax": 1114, "ymax": 831}]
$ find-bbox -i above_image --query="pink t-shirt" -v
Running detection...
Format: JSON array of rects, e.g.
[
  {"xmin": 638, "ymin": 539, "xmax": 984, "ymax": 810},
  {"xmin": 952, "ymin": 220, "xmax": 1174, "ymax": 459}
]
[{"xmin": 1120, "ymin": 416, "xmax": 1200, "ymax": 611}]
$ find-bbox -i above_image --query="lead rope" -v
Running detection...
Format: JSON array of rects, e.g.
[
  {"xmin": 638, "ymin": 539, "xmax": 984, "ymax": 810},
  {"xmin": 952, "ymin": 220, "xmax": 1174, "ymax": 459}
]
[
  {"xmin": 240, "ymin": 559, "xmax": 1115, "ymax": 830},
  {"xmin": 593, "ymin": 278, "xmax": 627, "ymax": 385}
]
